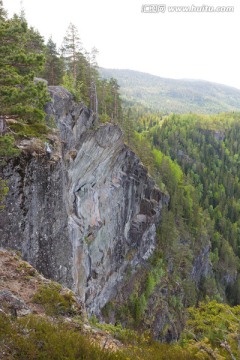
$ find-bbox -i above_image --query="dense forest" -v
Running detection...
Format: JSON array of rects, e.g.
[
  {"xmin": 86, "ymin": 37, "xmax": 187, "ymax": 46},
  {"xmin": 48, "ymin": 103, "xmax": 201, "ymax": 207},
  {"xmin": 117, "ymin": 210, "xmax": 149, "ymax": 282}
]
[
  {"xmin": 148, "ymin": 112, "xmax": 240, "ymax": 305},
  {"xmin": 1, "ymin": 1, "xmax": 240, "ymax": 358},
  {"xmin": 122, "ymin": 109, "xmax": 240, "ymax": 306}
]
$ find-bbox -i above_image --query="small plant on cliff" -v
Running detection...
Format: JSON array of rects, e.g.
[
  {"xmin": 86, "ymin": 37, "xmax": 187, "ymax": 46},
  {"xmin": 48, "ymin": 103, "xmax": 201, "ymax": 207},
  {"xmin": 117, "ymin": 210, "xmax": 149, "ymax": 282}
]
[
  {"xmin": 32, "ymin": 282, "xmax": 76, "ymax": 316},
  {"xmin": 0, "ymin": 177, "xmax": 8, "ymax": 209},
  {"xmin": 0, "ymin": 134, "xmax": 20, "ymax": 162}
]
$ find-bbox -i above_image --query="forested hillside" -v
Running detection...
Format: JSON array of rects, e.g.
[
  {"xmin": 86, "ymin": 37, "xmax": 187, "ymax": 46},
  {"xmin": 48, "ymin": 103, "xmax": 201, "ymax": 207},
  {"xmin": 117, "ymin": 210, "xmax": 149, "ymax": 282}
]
[
  {"xmin": 99, "ymin": 68, "xmax": 240, "ymax": 114},
  {"xmin": 149, "ymin": 113, "xmax": 240, "ymax": 304},
  {"xmin": 122, "ymin": 110, "xmax": 240, "ymax": 306}
]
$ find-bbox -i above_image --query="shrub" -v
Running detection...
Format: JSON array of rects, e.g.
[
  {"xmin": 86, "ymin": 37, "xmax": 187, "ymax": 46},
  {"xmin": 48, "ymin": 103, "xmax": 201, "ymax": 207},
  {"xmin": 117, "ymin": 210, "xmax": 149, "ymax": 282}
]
[
  {"xmin": 0, "ymin": 134, "xmax": 20, "ymax": 158},
  {"xmin": 32, "ymin": 282, "xmax": 76, "ymax": 316},
  {"xmin": 9, "ymin": 122, "xmax": 48, "ymax": 138},
  {"xmin": 0, "ymin": 314, "xmax": 128, "ymax": 360}
]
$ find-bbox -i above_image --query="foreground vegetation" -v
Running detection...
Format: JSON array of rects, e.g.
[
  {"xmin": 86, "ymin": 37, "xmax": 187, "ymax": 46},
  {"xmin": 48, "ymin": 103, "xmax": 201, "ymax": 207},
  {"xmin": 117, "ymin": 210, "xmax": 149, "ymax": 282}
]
[
  {"xmin": 1, "ymin": 299, "xmax": 240, "ymax": 359},
  {"xmin": 1, "ymin": 250, "xmax": 239, "ymax": 359}
]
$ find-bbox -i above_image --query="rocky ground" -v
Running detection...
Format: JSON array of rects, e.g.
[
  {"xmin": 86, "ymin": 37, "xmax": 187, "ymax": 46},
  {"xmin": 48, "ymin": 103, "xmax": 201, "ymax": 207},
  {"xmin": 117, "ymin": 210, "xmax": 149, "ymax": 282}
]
[{"xmin": 0, "ymin": 248, "xmax": 123, "ymax": 356}]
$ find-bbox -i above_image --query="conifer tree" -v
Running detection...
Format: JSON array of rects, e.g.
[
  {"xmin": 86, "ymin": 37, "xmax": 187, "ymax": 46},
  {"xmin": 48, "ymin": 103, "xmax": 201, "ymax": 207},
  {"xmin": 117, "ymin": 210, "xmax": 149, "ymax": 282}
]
[
  {"xmin": 0, "ymin": 11, "xmax": 49, "ymax": 124},
  {"xmin": 0, "ymin": 0, "xmax": 7, "ymax": 21},
  {"xmin": 41, "ymin": 37, "xmax": 63, "ymax": 85},
  {"xmin": 60, "ymin": 23, "xmax": 122, "ymax": 121},
  {"xmin": 61, "ymin": 23, "xmax": 82, "ymax": 86},
  {"xmin": 61, "ymin": 23, "xmax": 84, "ymax": 100}
]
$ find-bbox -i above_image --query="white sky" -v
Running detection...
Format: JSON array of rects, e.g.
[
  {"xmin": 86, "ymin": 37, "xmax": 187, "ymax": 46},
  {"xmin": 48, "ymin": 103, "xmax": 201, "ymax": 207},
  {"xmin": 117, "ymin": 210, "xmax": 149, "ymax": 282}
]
[{"xmin": 4, "ymin": 0, "xmax": 240, "ymax": 89}]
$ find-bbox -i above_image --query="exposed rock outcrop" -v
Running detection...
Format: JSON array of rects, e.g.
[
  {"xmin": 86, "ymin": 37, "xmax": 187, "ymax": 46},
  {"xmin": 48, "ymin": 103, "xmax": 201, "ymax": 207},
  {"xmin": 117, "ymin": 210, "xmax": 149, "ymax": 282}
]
[
  {"xmin": 0, "ymin": 86, "xmax": 166, "ymax": 316},
  {"xmin": 0, "ymin": 289, "xmax": 31, "ymax": 316}
]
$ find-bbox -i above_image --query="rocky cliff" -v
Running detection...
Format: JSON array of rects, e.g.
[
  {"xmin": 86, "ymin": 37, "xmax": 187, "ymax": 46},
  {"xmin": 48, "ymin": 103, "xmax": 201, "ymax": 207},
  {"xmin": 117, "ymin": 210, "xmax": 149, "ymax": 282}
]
[{"xmin": 0, "ymin": 86, "xmax": 166, "ymax": 317}]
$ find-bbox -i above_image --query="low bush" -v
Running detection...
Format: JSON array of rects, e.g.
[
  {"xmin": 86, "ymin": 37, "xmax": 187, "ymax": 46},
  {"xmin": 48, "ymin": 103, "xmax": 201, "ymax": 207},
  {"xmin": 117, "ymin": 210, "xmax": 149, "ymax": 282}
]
[
  {"xmin": 32, "ymin": 282, "xmax": 76, "ymax": 316},
  {"xmin": 0, "ymin": 313, "xmax": 128, "ymax": 360}
]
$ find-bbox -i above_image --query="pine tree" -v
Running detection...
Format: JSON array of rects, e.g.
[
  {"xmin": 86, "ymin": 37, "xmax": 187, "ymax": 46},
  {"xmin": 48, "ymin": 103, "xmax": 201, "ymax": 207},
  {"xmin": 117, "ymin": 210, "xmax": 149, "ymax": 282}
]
[
  {"xmin": 41, "ymin": 37, "xmax": 63, "ymax": 85},
  {"xmin": 0, "ymin": 12, "xmax": 49, "ymax": 125},
  {"xmin": 61, "ymin": 23, "xmax": 85, "ymax": 100},
  {"xmin": 61, "ymin": 23, "xmax": 82, "ymax": 86},
  {"xmin": 85, "ymin": 47, "xmax": 99, "ymax": 113},
  {"xmin": 0, "ymin": 0, "xmax": 7, "ymax": 21},
  {"xmin": 109, "ymin": 77, "xmax": 121, "ymax": 121}
]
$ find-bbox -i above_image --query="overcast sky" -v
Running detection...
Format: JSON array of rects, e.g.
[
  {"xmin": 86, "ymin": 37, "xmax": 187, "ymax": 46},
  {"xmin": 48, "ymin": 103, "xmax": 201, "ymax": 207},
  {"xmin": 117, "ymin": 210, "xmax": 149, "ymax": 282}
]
[{"xmin": 4, "ymin": 0, "xmax": 240, "ymax": 89}]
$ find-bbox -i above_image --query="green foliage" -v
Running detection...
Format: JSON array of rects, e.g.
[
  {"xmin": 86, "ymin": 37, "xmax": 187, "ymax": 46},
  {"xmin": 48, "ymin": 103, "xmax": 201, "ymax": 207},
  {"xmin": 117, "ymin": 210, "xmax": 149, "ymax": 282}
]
[
  {"xmin": 145, "ymin": 259, "xmax": 165, "ymax": 298},
  {"xmin": 0, "ymin": 311, "xmax": 214, "ymax": 360},
  {"xmin": 0, "ymin": 5, "xmax": 51, "ymax": 155},
  {"xmin": 0, "ymin": 134, "xmax": 19, "ymax": 158},
  {"xmin": 0, "ymin": 14, "xmax": 50, "ymax": 124},
  {"xmin": 89, "ymin": 319, "xmax": 149, "ymax": 346},
  {"xmin": 149, "ymin": 112, "xmax": 240, "ymax": 304},
  {"xmin": 181, "ymin": 300, "xmax": 240, "ymax": 359},
  {"xmin": 0, "ymin": 177, "xmax": 8, "ymax": 209},
  {"xmin": 32, "ymin": 282, "xmax": 76, "ymax": 316},
  {"xmin": 9, "ymin": 122, "xmax": 49, "ymax": 138},
  {"xmin": 0, "ymin": 313, "xmax": 128, "ymax": 360},
  {"xmin": 0, "ymin": 0, "xmax": 7, "ymax": 20},
  {"xmin": 39, "ymin": 36, "xmax": 64, "ymax": 85},
  {"xmin": 99, "ymin": 113, "xmax": 111, "ymax": 123},
  {"xmin": 113, "ymin": 108, "xmax": 228, "ymax": 333},
  {"xmin": 62, "ymin": 72, "xmax": 83, "ymax": 101},
  {"xmin": 97, "ymin": 77, "xmax": 122, "ymax": 122},
  {"xmin": 118, "ymin": 259, "xmax": 165, "ymax": 327},
  {"xmin": 87, "ymin": 319, "xmax": 204, "ymax": 359},
  {"xmin": 50, "ymin": 23, "xmax": 123, "ymax": 120}
]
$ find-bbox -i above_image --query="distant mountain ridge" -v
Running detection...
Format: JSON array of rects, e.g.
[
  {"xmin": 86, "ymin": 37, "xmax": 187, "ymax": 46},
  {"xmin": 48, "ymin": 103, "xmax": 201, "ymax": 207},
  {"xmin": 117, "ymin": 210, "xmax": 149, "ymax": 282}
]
[{"xmin": 99, "ymin": 68, "xmax": 240, "ymax": 114}]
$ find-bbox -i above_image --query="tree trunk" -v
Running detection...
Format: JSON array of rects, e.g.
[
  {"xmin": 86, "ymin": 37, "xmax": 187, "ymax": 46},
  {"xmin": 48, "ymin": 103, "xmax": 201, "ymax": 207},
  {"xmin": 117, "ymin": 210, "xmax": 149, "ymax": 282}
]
[{"xmin": 0, "ymin": 116, "xmax": 6, "ymax": 135}]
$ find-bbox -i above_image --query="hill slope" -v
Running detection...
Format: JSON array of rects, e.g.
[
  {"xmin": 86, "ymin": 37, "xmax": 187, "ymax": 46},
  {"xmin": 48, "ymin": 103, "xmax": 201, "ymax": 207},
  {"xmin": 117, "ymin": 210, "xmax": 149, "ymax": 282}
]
[
  {"xmin": 0, "ymin": 248, "xmax": 127, "ymax": 358},
  {"xmin": 99, "ymin": 68, "xmax": 240, "ymax": 114}
]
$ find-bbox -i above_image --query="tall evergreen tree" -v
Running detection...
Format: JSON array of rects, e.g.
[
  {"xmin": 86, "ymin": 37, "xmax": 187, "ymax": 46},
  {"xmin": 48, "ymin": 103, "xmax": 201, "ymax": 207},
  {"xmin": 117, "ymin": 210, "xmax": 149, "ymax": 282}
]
[
  {"xmin": 61, "ymin": 23, "xmax": 82, "ymax": 86},
  {"xmin": 60, "ymin": 23, "xmax": 122, "ymax": 121},
  {"xmin": 0, "ymin": 12, "xmax": 49, "ymax": 124},
  {"xmin": 85, "ymin": 47, "xmax": 99, "ymax": 113},
  {"xmin": 41, "ymin": 37, "xmax": 63, "ymax": 85},
  {"xmin": 61, "ymin": 23, "xmax": 84, "ymax": 100}
]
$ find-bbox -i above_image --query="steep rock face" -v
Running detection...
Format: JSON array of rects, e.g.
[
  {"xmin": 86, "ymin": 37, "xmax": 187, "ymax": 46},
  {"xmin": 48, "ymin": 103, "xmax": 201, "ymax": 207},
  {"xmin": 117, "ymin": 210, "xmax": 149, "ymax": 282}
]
[
  {"xmin": 0, "ymin": 86, "xmax": 165, "ymax": 315},
  {"xmin": 68, "ymin": 124, "xmax": 165, "ymax": 314},
  {"xmin": 0, "ymin": 155, "xmax": 72, "ymax": 286}
]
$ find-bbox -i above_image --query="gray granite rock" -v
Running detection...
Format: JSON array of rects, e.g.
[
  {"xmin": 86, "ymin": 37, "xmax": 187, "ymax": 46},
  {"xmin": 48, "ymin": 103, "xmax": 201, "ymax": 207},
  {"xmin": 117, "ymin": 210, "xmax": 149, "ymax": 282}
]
[
  {"xmin": 0, "ymin": 86, "xmax": 166, "ymax": 315},
  {"xmin": 0, "ymin": 290, "xmax": 31, "ymax": 316}
]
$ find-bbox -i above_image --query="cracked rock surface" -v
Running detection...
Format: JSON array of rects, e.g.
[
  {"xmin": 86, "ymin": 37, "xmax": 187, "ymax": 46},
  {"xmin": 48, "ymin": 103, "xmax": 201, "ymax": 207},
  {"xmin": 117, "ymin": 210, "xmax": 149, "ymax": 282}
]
[{"xmin": 0, "ymin": 86, "xmax": 166, "ymax": 315}]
